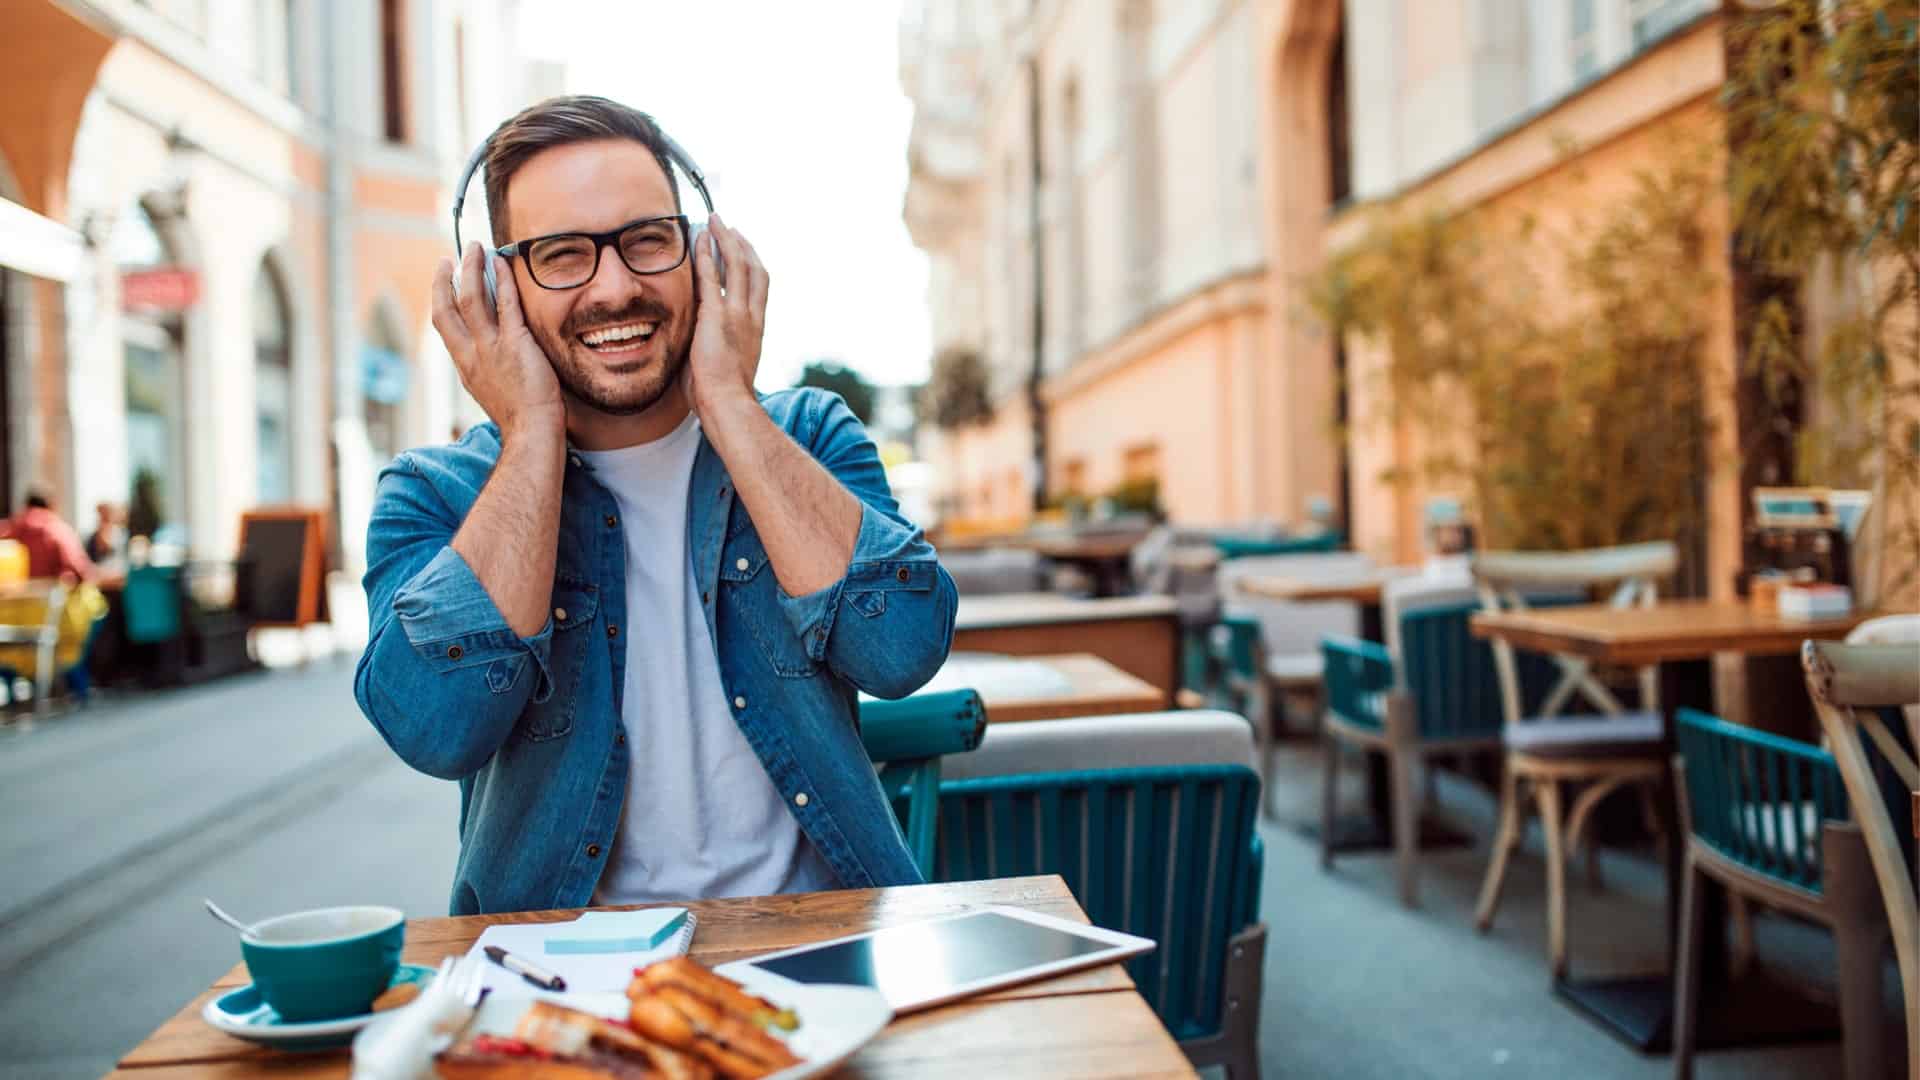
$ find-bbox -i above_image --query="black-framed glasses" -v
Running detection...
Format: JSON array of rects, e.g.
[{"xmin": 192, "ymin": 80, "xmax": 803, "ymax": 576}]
[{"xmin": 495, "ymin": 214, "xmax": 691, "ymax": 290}]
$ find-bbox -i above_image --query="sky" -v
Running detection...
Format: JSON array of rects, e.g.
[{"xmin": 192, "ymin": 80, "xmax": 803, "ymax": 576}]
[{"xmin": 516, "ymin": 0, "xmax": 933, "ymax": 393}]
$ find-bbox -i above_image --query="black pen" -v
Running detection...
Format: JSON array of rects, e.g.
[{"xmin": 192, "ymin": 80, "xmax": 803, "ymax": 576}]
[{"xmin": 483, "ymin": 944, "xmax": 567, "ymax": 991}]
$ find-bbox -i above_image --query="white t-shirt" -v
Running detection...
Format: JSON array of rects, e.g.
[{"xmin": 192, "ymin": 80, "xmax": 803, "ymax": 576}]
[{"xmin": 582, "ymin": 413, "xmax": 836, "ymax": 905}]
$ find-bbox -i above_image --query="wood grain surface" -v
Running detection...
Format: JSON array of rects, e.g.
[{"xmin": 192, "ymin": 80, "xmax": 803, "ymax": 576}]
[
  {"xmin": 977, "ymin": 653, "xmax": 1164, "ymax": 723},
  {"xmin": 1470, "ymin": 601, "xmax": 1873, "ymax": 665},
  {"xmin": 112, "ymin": 876, "xmax": 1192, "ymax": 1078}
]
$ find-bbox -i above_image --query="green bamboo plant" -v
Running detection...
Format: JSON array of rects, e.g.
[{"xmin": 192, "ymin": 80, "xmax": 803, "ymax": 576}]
[
  {"xmin": 1307, "ymin": 153, "xmax": 1719, "ymax": 556},
  {"xmin": 1723, "ymin": 0, "xmax": 1919, "ymax": 601}
]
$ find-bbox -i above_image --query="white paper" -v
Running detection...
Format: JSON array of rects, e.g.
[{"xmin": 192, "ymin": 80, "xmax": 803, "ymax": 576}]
[{"xmin": 465, "ymin": 908, "xmax": 693, "ymax": 996}]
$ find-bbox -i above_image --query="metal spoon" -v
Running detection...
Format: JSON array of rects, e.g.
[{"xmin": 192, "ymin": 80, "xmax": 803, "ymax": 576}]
[{"xmin": 203, "ymin": 898, "xmax": 255, "ymax": 937}]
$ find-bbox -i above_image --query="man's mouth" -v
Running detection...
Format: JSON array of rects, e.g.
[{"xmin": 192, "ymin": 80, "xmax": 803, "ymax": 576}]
[{"xmin": 577, "ymin": 321, "xmax": 658, "ymax": 354}]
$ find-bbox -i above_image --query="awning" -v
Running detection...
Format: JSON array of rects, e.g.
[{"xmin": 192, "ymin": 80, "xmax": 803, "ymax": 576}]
[{"xmin": 0, "ymin": 196, "xmax": 85, "ymax": 283}]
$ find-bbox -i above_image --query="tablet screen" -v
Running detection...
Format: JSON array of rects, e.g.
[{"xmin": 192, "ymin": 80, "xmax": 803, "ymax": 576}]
[{"xmin": 748, "ymin": 911, "xmax": 1124, "ymax": 1009}]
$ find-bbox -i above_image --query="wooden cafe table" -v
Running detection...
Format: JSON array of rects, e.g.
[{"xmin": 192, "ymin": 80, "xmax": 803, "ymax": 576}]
[
  {"xmin": 108, "ymin": 876, "xmax": 1197, "ymax": 1079},
  {"xmin": 1471, "ymin": 600, "xmax": 1870, "ymax": 1054},
  {"xmin": 889, "ymin": 651, "xmax": 1165, "ymax": 725},
  {"xmin": 953, "ymin": 594, "xmax": 1181, "ymax": 709}
]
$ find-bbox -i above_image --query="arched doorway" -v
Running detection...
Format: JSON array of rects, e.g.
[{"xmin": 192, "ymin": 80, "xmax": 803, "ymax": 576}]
[
  {"xmin": 114, "ymin": 198, "xmax": 187, "ymax": 545},
  {"xmin": 362, "ymin": 302, "xmax": 411, "ymax": 468},
  {"xmin": 253, "ymin": 259, "xmax": 294, "ymax": 504}
]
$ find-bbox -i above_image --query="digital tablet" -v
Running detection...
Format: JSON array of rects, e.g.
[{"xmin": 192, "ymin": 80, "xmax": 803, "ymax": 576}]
[{"xmin": 721, "ymin": 906, "xmax": 1155, "ymax": 1014}]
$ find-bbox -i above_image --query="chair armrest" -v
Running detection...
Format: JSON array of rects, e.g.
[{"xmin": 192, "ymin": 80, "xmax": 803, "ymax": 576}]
[{"xmin": 860, "ymin": 688, "xmax": 987, "ymax": 764}]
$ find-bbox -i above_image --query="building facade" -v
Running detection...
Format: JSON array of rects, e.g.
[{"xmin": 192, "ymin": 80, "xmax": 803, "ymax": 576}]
[
  {"xmin": 0, "ymin": 0, "xmax": 551, "ymax": 591},
  {"xmin": 901, "ymin": 0, "xmax": 1742, "ymax": 543}
]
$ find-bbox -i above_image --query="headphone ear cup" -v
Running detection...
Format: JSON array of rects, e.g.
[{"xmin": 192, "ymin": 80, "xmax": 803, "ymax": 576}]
[
  {"xmin": 691, "ymin": 221, "xmax": 726, "ymax": 285},
  {"xmin": 482, "ymin": 253, "xmax": 498, "ymax": 307}
]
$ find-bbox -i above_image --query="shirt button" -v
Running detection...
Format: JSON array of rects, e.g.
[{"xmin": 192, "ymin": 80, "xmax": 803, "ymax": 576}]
[
  {"xmin": 586, "ymin": 843, "xmax": 601, "ymax": 858},
  {"xmin": 446, "ymin": 645, "xmax": 464, "ymax": 660},
  {"xmin": 733, "ymin": 695, "xmax": 747, "ymax": 709},
  {"xmin": 607, "ymin": 624, "xmax": 620, "ymax": 639},
  {"xmin": 616, "ymin": 733, "xmax": 627, "ymax": 746},
  {"xmin": 793, "ymin": 792, "xmax": 809, "ymax": 808},
  {"xmin": 720, "ymin": 485, "xmax": 729, "ymax": 498},
  {"xmin": 604, "ymin": 514, "xmax": 617, "ymax": 528},
  {"xmin": 735, "ymin": 557, "xmax": 749, "ymax": 572},
  {"xmin": 569, "ymin": 454, "xmax": 582, "ymax": 467},
  {"xmin": 553, "ymin": 607, "xmax": 567, "ymax": 622},
  {"xmin": 896, "ymin": 567, "xmax": 911, "ymax": 583},
  {"xmin": 702, "ymin": 591, "xmax": 710, "ymax": 604}
]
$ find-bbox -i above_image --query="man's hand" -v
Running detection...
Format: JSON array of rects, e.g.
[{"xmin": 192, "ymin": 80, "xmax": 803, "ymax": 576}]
[
  {"xmin": 685, "ymin": 215, "xmax": 768, "ymax": 418},
  {"xmin": 431, "ymin": 243, "xmax": 565, "ymax": 440}
]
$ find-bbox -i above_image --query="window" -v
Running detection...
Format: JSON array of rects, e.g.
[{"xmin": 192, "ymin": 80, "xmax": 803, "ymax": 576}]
[
  {"xmin": 1569, "ymin": 0, "xmax": 1599, "ymax": 81},
  {"xmin": 1060, "ymin": 458, "xmax": 1087, "ymax": 498},
  {"xmin": 380, "ymin": 0, "xmax": 408, "ymax": 143},
  {"xmin": 1122, "ymin": 443, "xmax": 1160, "ymax": 484},
  {"xmin": 254, "ymin": 263, "xmax": 294, "ymax": 504},
  {"xmin": 1628, "ymin": 0, "xmax": 1708, "ymax": 50}
]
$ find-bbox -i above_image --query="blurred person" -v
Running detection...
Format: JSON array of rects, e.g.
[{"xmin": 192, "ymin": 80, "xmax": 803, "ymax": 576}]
[
  {"xmin": 355, "ymin": 97, "xmax": 956, "ymax": 915},
  {"xmin": 0, "ymin": 490, "xmax": 97, "ymax": 582},
  {"xmin": 87, "ymin": 501, "xmax": 126, "ymax": 564}
]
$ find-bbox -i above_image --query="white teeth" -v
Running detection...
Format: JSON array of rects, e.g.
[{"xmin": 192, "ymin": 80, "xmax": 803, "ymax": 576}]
[{"xmin": 581, "ymin": 322, "xmax": 657, "ymax": 346}]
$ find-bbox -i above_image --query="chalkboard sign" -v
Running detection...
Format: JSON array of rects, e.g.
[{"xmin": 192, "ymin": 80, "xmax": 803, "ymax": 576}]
[{"xmin": 236, "ymin": 509, "xmax": 325, "ymax": 627}]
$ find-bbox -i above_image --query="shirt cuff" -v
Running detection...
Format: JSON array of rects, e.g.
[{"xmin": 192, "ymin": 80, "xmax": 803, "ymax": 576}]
[
  {"xmin": 774, "ymin": 502, "xmax": 939, "ymax": 660},
  {"xmin": 390, "ymin": 545, "xmax": 557, "ymax": 699}
]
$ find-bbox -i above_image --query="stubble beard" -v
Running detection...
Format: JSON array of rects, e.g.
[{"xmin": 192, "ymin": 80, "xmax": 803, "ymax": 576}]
[{"xmin": 532, "ymin": 307, "xmax": 694, "ymax": 418}]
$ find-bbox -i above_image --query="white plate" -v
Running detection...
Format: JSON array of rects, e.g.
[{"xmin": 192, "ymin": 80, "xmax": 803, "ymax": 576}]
[{"xmin": 353, "ymin": 970, "xmax": 891, "ymax": 1079}]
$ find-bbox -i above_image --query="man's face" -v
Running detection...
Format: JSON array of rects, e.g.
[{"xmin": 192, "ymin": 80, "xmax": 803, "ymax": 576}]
[{"xmin": 504, "ymin": 139, "xmax": 697, "ymax": 417}]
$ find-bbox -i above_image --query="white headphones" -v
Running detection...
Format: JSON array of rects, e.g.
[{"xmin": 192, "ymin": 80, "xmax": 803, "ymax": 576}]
[{"xmin": 450, "ymin": 109, "xmax": 722, "ymax": 304}]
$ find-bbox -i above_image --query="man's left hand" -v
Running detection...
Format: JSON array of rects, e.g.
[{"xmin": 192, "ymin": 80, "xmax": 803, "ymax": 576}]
[{"xmin": 686, "ymin": 214, "xmax": 767, "ymax": 418}]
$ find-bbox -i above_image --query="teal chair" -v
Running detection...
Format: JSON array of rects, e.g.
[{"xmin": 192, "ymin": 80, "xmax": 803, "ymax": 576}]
[
  {"xmin": 1210, "ymin": 531, "xmax": 1343, "ymax": 560},
  {"xmin": 121, "ymin": 565, "xmax": 184, "ymax": 644},
  {"xmin": 896, "ymin": 710, "xmax": 1266, "ymax": 1078},
  {"xmin": 1672, "ymin": 708, "xmax": 1892, "ymax": 1080},
  {"xmin": 859, "ymin": 688, "xmax": 987, "ymax": 876}
]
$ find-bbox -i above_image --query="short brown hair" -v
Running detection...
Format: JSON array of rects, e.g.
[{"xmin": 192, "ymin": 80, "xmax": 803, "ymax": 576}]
[{"xmin": 481, "ymin": 95, "xmax": 682, "ymax": 248}]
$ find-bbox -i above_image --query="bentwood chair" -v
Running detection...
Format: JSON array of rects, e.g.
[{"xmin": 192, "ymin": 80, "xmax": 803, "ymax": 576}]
[
  {"xmin": 911, "ymin": 711, "xmax": 1267, "ymax": 1079},
  {"xmin": 1670, "ymin": 709, "xmax": 1891, "ymax": 1079},
  {"xmin": 1804, "ymin": 636, "xmax": 1920, "ymax": 1080},
  {"xmin": 1471, "ymin": 541, "xmax": 1677, "ymax": 977}
]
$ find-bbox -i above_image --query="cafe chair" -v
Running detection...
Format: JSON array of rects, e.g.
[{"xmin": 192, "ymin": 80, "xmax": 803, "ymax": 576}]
[
  {"xmin": 1470, "ymin": 540, "xmax": 1678, "ymax": 978},
  {"xmin": 911, "ymin": 710, "xmax": 1267, "ymax": 1079},
  {"xmin": 859, "ymin": 688, "xmax": 987, "ymax": 878},
  {"xmin": 1316, "ymin": 577, "xmax": 1559, "ymax": 906},
  {"xmin": 1804, "ymin": 638, "xmax": 1920, "ymax": 1080},
  {"xmin": 1215, "ymin": 551, "xmax": 1372, "ymax": 815},
  {"xmin": 1670, "ymin": 708, "xmax": 1891, "ymax": 1080},
  {"xmin": 0, "ymin": 579, "xmax": 68, "ymax": 718}
]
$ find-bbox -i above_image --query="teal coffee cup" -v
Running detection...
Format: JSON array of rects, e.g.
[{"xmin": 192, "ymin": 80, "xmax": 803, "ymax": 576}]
[{"xmin": 240, "ymin": 905, "xmax": 404, "ymax": 1022}]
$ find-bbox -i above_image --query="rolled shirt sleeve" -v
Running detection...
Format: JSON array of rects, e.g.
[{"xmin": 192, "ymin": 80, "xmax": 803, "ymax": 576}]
[
  {"xmin": 354, "ymin": 461, "xmax": 557, "ymax": 780},
  {"xmin": 773, "ymin": 395, "xmax": 957, "ymax": 700}
]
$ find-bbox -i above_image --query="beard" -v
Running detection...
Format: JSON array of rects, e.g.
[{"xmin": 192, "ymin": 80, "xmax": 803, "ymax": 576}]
[{"xmin": 532, "ymin": 294, "xmax": 695, "ymax": 417}]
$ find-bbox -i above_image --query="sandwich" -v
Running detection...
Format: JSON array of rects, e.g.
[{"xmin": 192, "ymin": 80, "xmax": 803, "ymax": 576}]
[{"xmin": 435, "ymin": 958, "xmax": 802, "ymax": 1080}]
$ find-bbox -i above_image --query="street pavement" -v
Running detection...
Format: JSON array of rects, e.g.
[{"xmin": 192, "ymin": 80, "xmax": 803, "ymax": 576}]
[{"xmin": 0, "ymin": 658, "xmax": 457, "ymax": 1079}]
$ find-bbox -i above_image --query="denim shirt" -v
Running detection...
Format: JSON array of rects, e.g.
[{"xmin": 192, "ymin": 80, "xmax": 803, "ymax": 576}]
[{"xmin": 353, "ymin": 388, "xmax": 957, "ymax": 915}]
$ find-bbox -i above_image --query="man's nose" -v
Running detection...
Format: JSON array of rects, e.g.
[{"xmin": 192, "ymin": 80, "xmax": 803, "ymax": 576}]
[{"xmin": 580, "ymin": 243, "xmax": 648, "ymax": 303}]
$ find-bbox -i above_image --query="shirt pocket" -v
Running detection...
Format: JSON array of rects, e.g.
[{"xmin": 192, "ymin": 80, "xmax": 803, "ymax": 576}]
[
  {"xmin": 719, "ymin": 527, "xmax": 820, "ymax": 679},
  {"xmin": 516, "ymin": 577, "xmax": 599, "ymax": 742}
]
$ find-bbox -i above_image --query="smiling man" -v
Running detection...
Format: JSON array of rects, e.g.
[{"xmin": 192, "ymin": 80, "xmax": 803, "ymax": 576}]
[{"xmin": 353, "ymin": 96, "xmax": 956, "ymax": 915}]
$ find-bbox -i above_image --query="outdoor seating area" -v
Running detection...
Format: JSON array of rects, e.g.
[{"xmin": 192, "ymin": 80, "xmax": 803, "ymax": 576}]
[{"xmin": 854, "ymin": 513, "xmax": 1919, "ymax": 1076}]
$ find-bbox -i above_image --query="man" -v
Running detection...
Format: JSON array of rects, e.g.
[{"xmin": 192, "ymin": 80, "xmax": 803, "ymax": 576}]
[
  {"xmin": 0, "ymin": 491, "xmax": 97, "ymax": 582},
  {"xmin": 354, "ymin": 97, "xmax": 956, "ymax": 916}
]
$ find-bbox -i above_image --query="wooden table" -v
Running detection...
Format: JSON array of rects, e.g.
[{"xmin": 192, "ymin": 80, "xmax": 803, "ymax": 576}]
[
  {"xmin": 1471, "ymin": 601, "xmax": 1872, "ymax": 1054},
  {"xmin": 1235, "ymin": 568, "xmax": 1418, "ymax": 609},
  {"xmin": 967, "ymin": 652, "xmax": 1165, "ymax": 723},
  {"xmin": 1011, "ymin": 533, "xmax": 1151, "ymax": 597},
  {"xmin": 109, "ymin": 876, "xmax": 1196, "ymax": 1079},
  {"xmin": 953, "ymin": 594, "xmax": 1181, "ymax": 708}
]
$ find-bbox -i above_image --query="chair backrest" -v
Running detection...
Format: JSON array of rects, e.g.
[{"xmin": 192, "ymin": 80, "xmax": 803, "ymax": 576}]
[
  {"xmin": 1211, "ymin": 532, "xmax": 1342, "ymax": 559},
  {"xmin": 859, "ymin": 688, "xmax": 987, "ymax": 877},
  {"xmin": 122, "ymin": 565, "xmax": 184, "ymax": 644},
  {"xmin": 1472, "ymin": 541, "xmax": 1677, "ymax": 727},
  {"xmin": 1384, "ymin": 577, "xmax": 1578, "ymax": 741},
  {"xmin": 1322, "ymin": 636, "xmax": 1392, "ymax": 732},
  {"xmin": 907, "ymin": 710, "xmax": 1262, "ymax": 1041},
  {"xmin": 1675, "ymin": 708, "xmax": 1848, "ymax": 893},
  {"xmin": 941, "ymin": 548, "xmax": 1047, "ymax": 596},
  {"xmin": 1216, "ymin": 552, "xmax": 1373, "ymax": 661},
  {"xmin": 1803, "ymin": 638, "xmax": 1919, "ymax": 1070}
]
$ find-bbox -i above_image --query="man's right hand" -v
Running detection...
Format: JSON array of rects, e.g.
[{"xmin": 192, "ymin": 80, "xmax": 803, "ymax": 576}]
[{"xmin": 431, "ymin": 243, "xmax": 564, "ymax": 441}]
